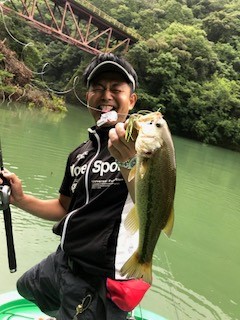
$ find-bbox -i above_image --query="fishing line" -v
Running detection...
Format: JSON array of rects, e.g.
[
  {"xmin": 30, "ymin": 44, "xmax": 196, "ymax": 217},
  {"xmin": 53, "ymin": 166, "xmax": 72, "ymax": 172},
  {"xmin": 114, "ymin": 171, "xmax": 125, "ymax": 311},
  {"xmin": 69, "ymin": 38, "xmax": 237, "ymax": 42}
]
[
  {"xmin": 0, "ymin": 92, "xmax": 6, "ymax": 104},
  {"xmin": 0, "ymin": 5, "xmax": 49, "ymax": 76},
  {"xmin": 72, "ymin": 76, "xmax": 129, "ymax": 117},
  {"xmin": 127, "ymin": 305, "xmax": 143, "ymax": 320},
  {"xmin": 0, "ymin": 5, "xmax": 132, "ymax": 117},
  {"xmin": 40, "ymin": 63, "xmax": 77, "ymax": 95},
  {"xmin": 0, "ymin": 6, "xmax": 76, "ymax": 87},
  {"xmin": 7, "ymin": 91, "xmax": 14, "ymax": 106},
  {"xmin": 21, "ymin": 44, "xmax": 49, "ymax": 76},
  {"xmin": 15, "ymin": 88, "xmax": 26, "ymax": 102},
  {"xmin": 163, "ymin": 251, "xmax": 180, "ymax": 320},
  {"xmin": 73, "ymin": 75, "xmax": 89, "ymax": 107},
  {"xmin": 0, "ymin": 5, "xmax": 30, "ymax": 47},
  {"xmin": 139, "ymin": 304, "xmax": 143, "ymax": 320}
]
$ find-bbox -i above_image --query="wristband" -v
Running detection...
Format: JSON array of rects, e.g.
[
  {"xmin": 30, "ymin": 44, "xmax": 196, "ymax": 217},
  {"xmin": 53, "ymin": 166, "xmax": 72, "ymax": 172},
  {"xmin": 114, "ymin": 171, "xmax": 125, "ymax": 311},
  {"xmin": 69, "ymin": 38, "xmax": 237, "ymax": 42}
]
[{"xmin": 116, "ymin": 156, "xmax": 137, "ymax": 170}]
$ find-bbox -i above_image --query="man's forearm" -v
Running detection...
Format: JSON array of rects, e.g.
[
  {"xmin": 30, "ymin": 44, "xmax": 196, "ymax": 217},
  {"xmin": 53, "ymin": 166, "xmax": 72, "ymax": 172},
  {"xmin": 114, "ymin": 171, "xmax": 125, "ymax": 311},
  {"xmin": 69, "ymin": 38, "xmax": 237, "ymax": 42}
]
[{"xmin": 13, "ymin": 195, "xmax": 67, "ymax": 221}]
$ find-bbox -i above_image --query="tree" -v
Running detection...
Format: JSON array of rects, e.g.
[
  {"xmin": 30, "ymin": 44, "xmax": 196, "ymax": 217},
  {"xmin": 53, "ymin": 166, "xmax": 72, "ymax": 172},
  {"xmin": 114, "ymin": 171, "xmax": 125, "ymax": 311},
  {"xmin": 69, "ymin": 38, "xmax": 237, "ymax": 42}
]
[
  {"xmin": 1, "ymin": 0, "xmax": 240, "ymax": 150},
  {"xmin": 202, "ymin": 2, "xmax": 240, "ymax": 44},
  {"xmin": 182, "ymin": 76, "xmax": 240, "ymax": 149}
]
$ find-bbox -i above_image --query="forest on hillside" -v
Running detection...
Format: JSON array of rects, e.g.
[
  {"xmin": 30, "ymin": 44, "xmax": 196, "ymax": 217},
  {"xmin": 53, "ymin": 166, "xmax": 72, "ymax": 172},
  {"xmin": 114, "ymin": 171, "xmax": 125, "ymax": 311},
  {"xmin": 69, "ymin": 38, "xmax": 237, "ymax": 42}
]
[{"xmin": 0, "ymin": 0, "xmax": 240, "ymax": 151}]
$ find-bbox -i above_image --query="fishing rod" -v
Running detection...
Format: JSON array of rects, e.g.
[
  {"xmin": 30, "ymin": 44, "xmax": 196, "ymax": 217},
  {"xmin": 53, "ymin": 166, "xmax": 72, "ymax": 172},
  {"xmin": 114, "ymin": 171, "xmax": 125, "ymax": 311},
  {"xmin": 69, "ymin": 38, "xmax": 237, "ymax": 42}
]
[{"xmin": 0, "ymin": 139, "xmax": 17, "ymax": 273}]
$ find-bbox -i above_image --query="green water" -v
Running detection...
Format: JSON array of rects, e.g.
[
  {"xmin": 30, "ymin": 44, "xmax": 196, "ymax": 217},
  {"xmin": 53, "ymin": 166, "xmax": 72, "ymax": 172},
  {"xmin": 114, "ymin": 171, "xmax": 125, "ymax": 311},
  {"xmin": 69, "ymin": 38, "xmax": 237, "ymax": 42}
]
[{"xmin": 0, "ymin": 103, "xmax": 239, "ymax": 320}]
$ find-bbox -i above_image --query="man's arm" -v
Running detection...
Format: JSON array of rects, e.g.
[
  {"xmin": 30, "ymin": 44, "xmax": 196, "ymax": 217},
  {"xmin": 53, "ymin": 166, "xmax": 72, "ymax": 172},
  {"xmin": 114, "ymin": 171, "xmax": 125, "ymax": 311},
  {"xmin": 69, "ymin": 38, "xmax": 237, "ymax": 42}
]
[
  {"xmin": 108, "ymin": 122, "xmax": 136, "ymax": 202},
  {"xmin": 0, "ymin": 169, "xmax": 70, "ymax": 221}
]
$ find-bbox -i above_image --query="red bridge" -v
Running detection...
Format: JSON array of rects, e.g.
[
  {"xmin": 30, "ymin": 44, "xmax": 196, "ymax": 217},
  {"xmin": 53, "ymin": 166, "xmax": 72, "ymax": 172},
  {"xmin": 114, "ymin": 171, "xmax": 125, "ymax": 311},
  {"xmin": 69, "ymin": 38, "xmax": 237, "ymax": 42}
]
[{"xmin": 0, "ymin": 0, "xmax": 142, "ymax": 55}]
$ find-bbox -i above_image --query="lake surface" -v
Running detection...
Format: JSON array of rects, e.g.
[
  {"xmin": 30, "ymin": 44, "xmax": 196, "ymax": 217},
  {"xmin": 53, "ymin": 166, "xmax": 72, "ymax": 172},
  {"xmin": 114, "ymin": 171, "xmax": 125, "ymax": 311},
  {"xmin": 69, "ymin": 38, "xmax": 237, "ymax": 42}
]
[{"xmin": 0, "ymin": 103, "xmax": 239, "ymax": 320}]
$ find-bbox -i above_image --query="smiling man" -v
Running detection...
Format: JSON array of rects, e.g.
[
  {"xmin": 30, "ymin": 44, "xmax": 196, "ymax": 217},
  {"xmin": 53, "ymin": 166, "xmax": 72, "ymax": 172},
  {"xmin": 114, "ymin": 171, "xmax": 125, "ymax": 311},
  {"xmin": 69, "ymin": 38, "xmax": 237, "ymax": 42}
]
[
  {"xmin": 84, "ymin": 55, "xmax": 137, "ymax": 126},
  {"xmin": 1, "ymin": 53, "xmax": 150, "ymax": 320}
]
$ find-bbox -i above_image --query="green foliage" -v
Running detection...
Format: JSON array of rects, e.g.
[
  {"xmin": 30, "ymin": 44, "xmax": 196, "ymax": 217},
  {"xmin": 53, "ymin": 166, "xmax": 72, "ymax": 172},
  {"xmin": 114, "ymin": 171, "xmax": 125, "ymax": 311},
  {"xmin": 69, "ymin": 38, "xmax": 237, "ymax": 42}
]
[
  {"xmin": 171, "ymin": 76, "xmax": 240, "ymax": 150},
  {"xmin": 1, "ymin": 0, "xmax": 240, "ymax": 150},
  {"xmin": 125, "ymin": 2, "xmax": 240, "ymax": 151},
  {"xmin": 0, "ymin": 53, "xmax": 14, "ymax": 93},
  {"xmin": 42, "ymin": 41, "xmax": 84, "ymax": 91},
  {"xmin": 48, "ymin": 95, "xmax": 67, "ymax": 112},
  {"xmin": 202, "ymin": 8, "xmax": 240, "ymax": 44}
]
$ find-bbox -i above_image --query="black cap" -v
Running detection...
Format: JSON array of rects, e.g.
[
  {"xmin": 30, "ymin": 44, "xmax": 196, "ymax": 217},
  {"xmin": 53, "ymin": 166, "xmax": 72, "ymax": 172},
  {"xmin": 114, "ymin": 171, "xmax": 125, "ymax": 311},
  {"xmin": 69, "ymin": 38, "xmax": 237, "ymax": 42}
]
[
  {"xmin": 86, "ymin": 60, "xmax": 136, "ymax": 91},
  {"xmin": 83, "ymin": 53, "xmax": 138, "ymax": 92}
]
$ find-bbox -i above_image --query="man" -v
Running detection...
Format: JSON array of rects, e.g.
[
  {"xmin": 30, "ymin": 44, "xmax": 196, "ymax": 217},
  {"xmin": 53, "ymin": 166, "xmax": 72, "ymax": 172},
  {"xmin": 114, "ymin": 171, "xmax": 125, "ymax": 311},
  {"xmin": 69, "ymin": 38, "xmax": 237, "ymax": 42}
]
[{"xmin": 1, "ymin": 53, "xmax": 150, "ymax": 319}]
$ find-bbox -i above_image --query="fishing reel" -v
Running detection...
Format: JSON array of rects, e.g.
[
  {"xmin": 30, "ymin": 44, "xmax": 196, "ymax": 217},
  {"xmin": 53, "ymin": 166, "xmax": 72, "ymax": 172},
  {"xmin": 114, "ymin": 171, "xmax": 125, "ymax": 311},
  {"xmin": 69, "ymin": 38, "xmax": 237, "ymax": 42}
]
[
  {"xmin": 0, "ymin": 141, "xmax": 17, "ymax": 272},
  {"xmin": 0, "ymin": 181, "xmax": 11, "ymax": 211},
  {"xmin": 0, "ymin": 172, "xmax": 16, "ymax": 273}
]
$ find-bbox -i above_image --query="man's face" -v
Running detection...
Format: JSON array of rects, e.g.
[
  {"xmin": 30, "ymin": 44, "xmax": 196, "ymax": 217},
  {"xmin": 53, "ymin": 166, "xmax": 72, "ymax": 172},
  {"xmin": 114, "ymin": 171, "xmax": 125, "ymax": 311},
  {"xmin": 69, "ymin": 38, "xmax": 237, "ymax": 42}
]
[{"xmin": 86, "ymin": 72, "xmax": 137, "ymax": 126}]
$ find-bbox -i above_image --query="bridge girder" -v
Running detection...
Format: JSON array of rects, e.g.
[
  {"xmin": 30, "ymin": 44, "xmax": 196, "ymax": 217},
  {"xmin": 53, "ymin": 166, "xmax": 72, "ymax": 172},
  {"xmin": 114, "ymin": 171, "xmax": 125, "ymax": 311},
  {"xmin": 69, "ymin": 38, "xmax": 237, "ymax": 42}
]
[{"xmin": 0, "ymin": 0, "xmax": 141, "ymax": 55}]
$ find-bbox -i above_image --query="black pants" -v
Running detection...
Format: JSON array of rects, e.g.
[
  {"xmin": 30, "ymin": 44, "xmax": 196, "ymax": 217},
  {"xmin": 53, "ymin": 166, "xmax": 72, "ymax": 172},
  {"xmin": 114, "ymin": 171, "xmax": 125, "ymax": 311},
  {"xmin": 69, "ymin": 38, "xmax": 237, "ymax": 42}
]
[{"xmin": 16, "ymin": 248, "xmax": 128, "ymax": 320}]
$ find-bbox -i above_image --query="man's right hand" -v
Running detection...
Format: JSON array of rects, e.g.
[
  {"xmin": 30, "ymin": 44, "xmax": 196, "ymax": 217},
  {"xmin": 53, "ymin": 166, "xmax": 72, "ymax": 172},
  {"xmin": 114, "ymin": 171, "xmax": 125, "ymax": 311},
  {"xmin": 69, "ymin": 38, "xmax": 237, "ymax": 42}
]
[{"xmin": 0, "ymin": 169, "xmax": 24, "ymax": 206}]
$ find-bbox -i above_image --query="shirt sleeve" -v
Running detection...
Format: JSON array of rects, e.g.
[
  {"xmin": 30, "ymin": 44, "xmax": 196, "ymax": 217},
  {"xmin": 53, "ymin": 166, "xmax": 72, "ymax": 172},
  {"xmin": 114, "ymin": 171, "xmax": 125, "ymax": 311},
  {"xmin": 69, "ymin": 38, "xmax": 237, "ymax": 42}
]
[{"xmin": 59, "ymin": 155, "xmax": 73, "ymax": 197}]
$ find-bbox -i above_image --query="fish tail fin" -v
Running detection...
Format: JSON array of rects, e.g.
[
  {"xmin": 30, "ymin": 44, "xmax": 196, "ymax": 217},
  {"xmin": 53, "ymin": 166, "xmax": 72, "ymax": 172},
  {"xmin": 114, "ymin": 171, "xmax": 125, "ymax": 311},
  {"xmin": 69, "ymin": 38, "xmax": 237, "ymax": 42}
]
[{"xmin": 120, "ymin": 252, "xmax": 152, "ymax": 285}]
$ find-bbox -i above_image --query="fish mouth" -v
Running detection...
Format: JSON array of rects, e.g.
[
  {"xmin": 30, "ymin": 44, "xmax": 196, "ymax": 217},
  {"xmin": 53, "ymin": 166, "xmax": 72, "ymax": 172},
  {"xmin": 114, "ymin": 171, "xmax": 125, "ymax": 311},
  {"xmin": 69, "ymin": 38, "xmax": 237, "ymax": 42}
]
[
  {"xmin": 138, "ymin": 150, "xmax": 154, "ymax": 158},
  {"xmin": 140, "ymin": 147, "xmax": 160, "ymax": 158},
  {"xmin": 145, "ymin": 151, "xmax": 153, "ymax": 157},
  {"xmin": 143, "ymin": 151, "xmax": 154, "ymax": 158}
]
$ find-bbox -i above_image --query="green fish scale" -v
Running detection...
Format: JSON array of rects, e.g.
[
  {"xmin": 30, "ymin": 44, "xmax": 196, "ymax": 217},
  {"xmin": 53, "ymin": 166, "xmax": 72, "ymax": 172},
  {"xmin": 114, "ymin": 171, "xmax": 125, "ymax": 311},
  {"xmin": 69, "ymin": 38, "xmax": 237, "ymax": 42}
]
[{"xmin": 136, "ymin": 145, "xmax": 175, "ymax": 263}]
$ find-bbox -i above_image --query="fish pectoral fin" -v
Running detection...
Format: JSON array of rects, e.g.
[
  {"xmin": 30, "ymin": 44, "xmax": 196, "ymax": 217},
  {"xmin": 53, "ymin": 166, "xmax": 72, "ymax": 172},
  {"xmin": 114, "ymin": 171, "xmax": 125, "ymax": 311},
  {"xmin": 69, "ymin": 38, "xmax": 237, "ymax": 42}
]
[
  {"xmin": 128, "ymin": 165, "xmax": 136, "ymax": 182},
  {"xmin": 124, "ymin": 206, "xmax": 139, "ymax": 234},
  {"xmin": 163, "ymin": 207, "xmax": 174, "ymax": 237},
  {"xmin": 140, "ymin": 161, "xmax": 148, "ymax": 179}
]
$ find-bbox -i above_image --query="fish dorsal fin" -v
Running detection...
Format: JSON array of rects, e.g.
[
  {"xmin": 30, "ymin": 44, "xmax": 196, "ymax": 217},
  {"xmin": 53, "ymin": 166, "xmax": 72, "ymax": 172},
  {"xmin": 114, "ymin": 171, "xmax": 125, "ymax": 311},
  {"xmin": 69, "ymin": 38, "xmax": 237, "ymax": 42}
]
[
  {"xmin": 128, "ymin": 165, "xmax": 136, "ymax": 182},
  {"xmin": 163, "ymin": 207, "xmax": 174, "ymax": 237},
  {"xmin": 124, "ymin": 205, "xmax": 139, "ymax": 235}
]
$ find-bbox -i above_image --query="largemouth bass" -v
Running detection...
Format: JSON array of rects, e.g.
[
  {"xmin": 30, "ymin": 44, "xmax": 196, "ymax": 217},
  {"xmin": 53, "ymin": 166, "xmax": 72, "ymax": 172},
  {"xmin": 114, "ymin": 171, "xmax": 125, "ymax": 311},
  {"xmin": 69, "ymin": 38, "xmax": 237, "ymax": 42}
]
[{"xmin": 120, "ymin": 111, "xmax": 176, "ymax": 284}]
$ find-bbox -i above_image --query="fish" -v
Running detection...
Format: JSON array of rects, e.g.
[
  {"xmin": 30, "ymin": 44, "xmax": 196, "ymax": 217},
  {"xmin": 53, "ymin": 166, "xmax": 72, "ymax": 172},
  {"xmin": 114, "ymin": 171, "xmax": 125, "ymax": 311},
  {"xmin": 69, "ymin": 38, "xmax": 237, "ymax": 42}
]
[{"xmin": 120, "ymin": 111, "xmax": 176, "ymax": 284}]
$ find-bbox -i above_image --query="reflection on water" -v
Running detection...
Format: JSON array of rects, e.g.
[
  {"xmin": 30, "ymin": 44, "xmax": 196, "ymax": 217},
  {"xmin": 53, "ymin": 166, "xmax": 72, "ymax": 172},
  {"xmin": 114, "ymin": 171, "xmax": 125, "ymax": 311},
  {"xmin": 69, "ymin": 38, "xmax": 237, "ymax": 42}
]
[
  {"xmin": 148, "ymin": 253, "xmax": 232, "ymax": 320},
  {"xmin": 0, "ymin": 103, "xmax": 239, "ymax": 320}
]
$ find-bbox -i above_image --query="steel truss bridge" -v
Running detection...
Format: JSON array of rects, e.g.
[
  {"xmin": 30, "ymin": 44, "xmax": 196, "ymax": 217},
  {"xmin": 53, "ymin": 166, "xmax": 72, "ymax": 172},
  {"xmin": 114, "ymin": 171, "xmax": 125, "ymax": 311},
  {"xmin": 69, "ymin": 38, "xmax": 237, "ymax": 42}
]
[{"xmin": 0, "ymin": 0, "xmax": 142, "ymax": 55}]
